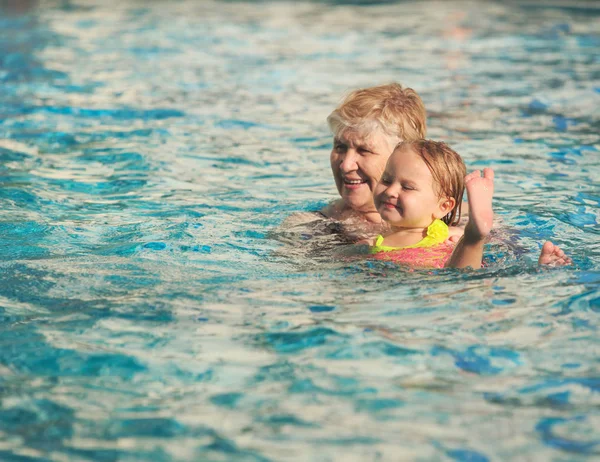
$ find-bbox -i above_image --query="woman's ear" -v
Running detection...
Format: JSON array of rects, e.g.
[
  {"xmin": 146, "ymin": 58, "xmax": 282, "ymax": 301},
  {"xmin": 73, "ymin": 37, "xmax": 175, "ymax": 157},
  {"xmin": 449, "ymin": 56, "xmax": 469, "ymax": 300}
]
[{"xmin": 435, "ymin": 197, "xmax": 456, "ymax": 219}]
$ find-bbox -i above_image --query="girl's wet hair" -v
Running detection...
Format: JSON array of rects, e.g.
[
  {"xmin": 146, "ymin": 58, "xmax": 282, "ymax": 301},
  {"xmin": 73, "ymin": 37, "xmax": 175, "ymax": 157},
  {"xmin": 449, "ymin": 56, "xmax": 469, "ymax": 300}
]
[
  {"xmin": 327, "ymin": 83, "xmax": 427, "ymax": 143},
  {"xmin": 396, "ymin": 140, "xmax": 466, "ymax": 226}
]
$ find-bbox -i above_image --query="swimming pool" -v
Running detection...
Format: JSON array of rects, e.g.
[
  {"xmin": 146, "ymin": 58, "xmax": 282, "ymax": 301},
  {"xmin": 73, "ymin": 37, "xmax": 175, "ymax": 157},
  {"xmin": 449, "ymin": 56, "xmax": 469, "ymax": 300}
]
[{"xmin": 0, "ymin": 0, "xmax": 599, "ymax": 460}]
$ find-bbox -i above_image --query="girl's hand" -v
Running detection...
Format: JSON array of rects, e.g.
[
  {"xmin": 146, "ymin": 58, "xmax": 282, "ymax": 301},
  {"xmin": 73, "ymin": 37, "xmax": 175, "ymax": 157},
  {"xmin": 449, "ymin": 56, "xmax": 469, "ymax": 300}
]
[
  {"xmin": 357, "ymin": 237, "xmax": 375, "ymax": 246},
  {"xmin": 464, "ymin": 168, "xmax": 495, "ymax": 243}
]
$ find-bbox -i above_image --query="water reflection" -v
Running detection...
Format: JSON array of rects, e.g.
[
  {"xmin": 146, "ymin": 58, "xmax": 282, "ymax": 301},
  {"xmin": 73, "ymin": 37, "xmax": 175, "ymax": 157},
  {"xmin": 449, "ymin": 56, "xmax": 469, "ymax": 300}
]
[{"xmin": 0, "ymin": 1, "xmax": 598, "ymax": 460}]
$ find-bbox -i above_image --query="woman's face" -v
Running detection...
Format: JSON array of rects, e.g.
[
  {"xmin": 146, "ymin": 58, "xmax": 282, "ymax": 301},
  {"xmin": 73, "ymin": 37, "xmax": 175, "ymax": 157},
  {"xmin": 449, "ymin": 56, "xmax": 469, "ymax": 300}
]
[{"xmin": 330, "ymin": 127, "xmax": 397, "ymax": 215}]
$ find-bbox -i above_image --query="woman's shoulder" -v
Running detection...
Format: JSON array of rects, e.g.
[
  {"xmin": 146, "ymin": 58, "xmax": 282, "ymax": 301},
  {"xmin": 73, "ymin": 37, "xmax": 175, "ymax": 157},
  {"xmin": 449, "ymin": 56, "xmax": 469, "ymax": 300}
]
[
  {"xmin": 319, "ymin": 199, "xmax": 345, "ymax": 220},
  {"xmin": 279, "ymin": 199, "xmax": 346, "ymax": 229},
  {"xmin": 280, "ymin": 210, "xmax": 328, "ymax": 229}
]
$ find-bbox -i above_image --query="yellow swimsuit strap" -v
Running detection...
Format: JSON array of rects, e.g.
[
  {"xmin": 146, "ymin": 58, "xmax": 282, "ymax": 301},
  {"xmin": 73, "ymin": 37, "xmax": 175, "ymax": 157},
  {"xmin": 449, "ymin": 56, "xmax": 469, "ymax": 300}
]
[{"xmin": 371, "ymin": 219, "xmax": 449, "ymax": 254}]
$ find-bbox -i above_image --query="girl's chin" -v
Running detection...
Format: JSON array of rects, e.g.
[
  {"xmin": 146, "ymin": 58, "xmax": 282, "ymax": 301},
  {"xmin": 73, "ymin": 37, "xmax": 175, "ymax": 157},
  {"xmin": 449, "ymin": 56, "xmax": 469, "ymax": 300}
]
[{"xmin": 379, "ymin": 208, "xmax": 401, "ymax": 220}]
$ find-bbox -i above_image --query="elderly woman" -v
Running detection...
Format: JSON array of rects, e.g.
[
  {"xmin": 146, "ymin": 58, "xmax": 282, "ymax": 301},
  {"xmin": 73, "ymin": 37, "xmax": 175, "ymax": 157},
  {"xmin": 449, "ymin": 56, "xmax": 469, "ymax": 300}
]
[{"xmin": 284, "ymin": 83, "xmax": 455, "ymax": 242}]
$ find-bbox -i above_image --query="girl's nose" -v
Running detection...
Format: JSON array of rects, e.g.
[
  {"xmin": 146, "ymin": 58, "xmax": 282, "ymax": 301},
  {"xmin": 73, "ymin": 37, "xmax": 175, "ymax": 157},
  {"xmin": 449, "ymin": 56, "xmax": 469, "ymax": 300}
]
[{"xmin": 384, "ymin": 183, "xmax": 400, "ymax": 198}]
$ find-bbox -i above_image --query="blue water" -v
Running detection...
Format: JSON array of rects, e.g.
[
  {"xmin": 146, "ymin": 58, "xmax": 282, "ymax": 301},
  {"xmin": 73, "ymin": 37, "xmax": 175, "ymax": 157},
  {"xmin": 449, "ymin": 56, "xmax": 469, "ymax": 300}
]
[{"xmin": 1, "ymin": 0, "xmax": 599, "ymax": 461}]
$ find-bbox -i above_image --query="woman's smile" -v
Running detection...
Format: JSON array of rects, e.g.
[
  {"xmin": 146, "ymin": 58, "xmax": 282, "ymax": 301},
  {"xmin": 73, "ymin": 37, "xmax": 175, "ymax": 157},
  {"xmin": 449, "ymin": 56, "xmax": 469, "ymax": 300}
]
[{"xmin": 343, "ymin": 177, "xmax": 368, "ymax": 189}]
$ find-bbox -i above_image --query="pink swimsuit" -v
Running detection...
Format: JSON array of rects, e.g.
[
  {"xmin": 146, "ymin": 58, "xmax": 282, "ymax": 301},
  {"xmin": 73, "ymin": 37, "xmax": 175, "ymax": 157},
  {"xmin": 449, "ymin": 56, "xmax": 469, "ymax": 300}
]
[{"xmin": 370, "ymin": 219, "xmax": 454, "ymax": 268}]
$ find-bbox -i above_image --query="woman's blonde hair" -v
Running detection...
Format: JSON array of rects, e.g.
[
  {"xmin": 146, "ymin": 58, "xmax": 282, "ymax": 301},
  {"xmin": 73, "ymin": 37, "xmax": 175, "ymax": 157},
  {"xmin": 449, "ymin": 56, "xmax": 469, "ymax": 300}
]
[
  {"xmin": 397, "ymin": 140, "xmax": 466, "ymax": 226},
  {"xmin": 327, "ymin": 83, "xmax": 427, "ymax": 142}
]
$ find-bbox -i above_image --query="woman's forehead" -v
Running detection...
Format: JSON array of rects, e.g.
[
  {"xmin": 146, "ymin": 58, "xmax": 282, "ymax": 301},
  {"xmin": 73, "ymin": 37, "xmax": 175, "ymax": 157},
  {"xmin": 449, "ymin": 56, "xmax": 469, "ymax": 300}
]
[{"xmin": 339, "ymin": 127, "xmax": 393, "ymax": 149}]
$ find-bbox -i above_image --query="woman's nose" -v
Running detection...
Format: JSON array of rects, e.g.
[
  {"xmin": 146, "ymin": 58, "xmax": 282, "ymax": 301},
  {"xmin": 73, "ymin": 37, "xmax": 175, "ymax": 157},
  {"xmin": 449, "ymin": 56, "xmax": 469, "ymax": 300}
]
[{"xmin": 339, "ymin": 149, "xmax": 358, "ymax": 172}]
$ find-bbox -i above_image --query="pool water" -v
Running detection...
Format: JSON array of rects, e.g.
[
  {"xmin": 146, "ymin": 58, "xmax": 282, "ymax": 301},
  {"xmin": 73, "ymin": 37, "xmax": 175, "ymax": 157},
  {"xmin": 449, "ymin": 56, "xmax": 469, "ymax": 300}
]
[{"xmin": 1, "ymin": 0, "xmax": 599, "ymax": 460}]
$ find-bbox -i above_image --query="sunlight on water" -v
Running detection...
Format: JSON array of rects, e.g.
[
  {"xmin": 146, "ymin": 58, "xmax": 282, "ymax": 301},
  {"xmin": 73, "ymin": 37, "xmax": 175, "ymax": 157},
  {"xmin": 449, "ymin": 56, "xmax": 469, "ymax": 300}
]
[{"xmin": 0, "ymin": 0, "xmax": 599, "ymax": 460}]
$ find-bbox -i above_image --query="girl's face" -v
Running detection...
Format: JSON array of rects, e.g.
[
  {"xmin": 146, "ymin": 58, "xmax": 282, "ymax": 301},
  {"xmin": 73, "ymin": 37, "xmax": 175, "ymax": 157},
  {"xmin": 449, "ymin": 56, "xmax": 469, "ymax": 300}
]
[
  {"xmin": 373, "ymin": 146, "xmax": 453, "ymax": 228},
  {"xmin": 330, "ymin": 127, "xmax": 397, "ymax": 216}
]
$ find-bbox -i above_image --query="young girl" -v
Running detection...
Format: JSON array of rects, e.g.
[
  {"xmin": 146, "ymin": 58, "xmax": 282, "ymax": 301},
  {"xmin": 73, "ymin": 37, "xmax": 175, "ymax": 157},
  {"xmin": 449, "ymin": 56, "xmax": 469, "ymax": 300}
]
[{"xmin": 363, "ymin": 140, "xmax": 570, "ymax": 269}]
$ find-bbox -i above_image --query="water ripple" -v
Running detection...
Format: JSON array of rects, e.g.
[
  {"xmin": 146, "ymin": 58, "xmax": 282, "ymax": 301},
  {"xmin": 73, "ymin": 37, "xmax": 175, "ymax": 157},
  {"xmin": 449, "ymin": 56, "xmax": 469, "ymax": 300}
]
[{"xmin": 0, "ymin": 1, "xmax": 598, "ymax": 461}]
